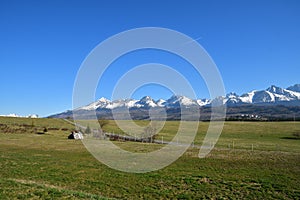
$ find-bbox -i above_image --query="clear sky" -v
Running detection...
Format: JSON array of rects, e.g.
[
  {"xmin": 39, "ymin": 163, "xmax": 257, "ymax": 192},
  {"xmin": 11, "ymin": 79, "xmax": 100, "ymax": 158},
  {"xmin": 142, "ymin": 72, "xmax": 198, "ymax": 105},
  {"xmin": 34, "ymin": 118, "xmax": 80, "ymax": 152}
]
[{"xmin": 0, "ymin": 0, "xmax": 299, "ymax": 117}]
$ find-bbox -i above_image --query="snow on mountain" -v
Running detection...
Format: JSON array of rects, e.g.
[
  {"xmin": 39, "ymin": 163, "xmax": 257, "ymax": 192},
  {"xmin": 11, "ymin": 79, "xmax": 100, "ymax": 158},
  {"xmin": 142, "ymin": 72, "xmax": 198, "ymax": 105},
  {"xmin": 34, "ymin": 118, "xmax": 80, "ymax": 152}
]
[
  {"xmin": 156, "ymin": 99, "xmax": 166, "ymax": 107},
  {"xmin": 221, "ymin": 84, "xmax": 300, "ymax": 105},
  {"xmin": 225, "ymin": 93, "xmax": 243, "ymax": 105},
  {"xmin": 197, "ymin": 99, "xmax": 211, "ymax": 106},
  {"xmin": 78, "ymin": 95, "xmax": 202, "ymax": 110},
  {"xmin": 108, "ymin": 99, "xmax": 138, "ymax": 109},
  {"xmin": 1, "ymin": 113, "xmax": 20, "ymax": 117},
  {"xmin": 239, "ymin": 91, "xmax": 256, "ymax": 103},
  {"xmin": 287, "ymin": 90, "xmax": 300, "ymax": 99},
  {"xmin": 253, "ymin": 90, "xmax": 275, "ymax": 103},
  {"xmin": 166, "ymin": 95, "xmax": 198, "ymax": 107},
  {"xmin": 267, "ymin": 85, "xmax": 285, "ymax": 94},
  {"xmin": 75, "ymin": 84, "xmax": 300, "ymax": 111},
  {"xmin": 135, "ymin": 96, "xmax": 157, "ymax": 108},
  {"xmin": 0, "ymin": 113, "xmax": 39, "ymax": 118},
  {"xmin": 232, "ymin": 85, "xmax": 300, "ymax": 104},
  {"xmin": 79, "ymin": 97, "xmax": 111, "ymax": 110},
  {"xmin": 210, "ymin": 96, "xmax": 227, "ymax": 106},
  {"xmin": 266, "ymin": 85, "xmax": 295, "ymax": 101},
  {"xmin": 226, "ymin": 92, "xmax": 239, "ymax": 99}
]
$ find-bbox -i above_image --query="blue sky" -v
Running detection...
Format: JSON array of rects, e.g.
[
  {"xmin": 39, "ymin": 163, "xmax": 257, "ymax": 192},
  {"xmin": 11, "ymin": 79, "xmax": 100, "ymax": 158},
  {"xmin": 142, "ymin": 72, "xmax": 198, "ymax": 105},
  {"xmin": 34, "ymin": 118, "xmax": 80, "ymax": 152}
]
[{"xmin": 0, "ymin": 0, "xmax": 299, "ymax": 116}]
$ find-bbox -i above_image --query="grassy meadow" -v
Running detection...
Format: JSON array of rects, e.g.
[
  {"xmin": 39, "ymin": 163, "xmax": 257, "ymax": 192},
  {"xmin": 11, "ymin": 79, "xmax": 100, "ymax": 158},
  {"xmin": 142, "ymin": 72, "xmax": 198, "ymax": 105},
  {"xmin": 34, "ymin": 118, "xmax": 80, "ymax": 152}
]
[{"xmin": 0, "ymin": 117, "xmax": 299, "ymax": 199}]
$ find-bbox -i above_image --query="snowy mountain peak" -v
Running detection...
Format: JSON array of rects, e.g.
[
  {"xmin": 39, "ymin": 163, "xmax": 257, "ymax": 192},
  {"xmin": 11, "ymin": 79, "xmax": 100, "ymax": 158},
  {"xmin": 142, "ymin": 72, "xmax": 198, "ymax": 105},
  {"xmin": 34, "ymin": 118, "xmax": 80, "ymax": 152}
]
[
  {"xmin": 168, "ymin": 95, "xmax": 184, "ymax": 101},
  {"xmin": 197, "ymin": 99, "xmax": 211, "ymax": 106},
  {"xmin": 267, "ymin": 85, "xmax": 284, "ymax": 94},
  {"xmin": 166, "ymin": 95, "xmax": 197, "ymax": 106},
  {"xmin": 50, "ymin": 84, "xmax": 300, "ymax": 119},
  {"xmin": 136, "ymin": 96, "xmax": 157, "ymax": 108},
  {"xmin": 98, "ymin": 97, "xmax": 110, "ymax": 103},
  {"xmin": 140, "ymin": 96, "xmax": 153, "ymax": 102},
  {"xmin": 0, "ymin": 113, "xmax": 39, "ymax": 118},
  {"xmin": 75, "ymin": 84, "xmax": 300, "ymax": 111},
  {"xmin": 156, "ymin": 99, "xmax": 166, "ymax": 107},
  {"xmin": 226, "ymin": 92, "xmax": 239, "ymax": 98}
]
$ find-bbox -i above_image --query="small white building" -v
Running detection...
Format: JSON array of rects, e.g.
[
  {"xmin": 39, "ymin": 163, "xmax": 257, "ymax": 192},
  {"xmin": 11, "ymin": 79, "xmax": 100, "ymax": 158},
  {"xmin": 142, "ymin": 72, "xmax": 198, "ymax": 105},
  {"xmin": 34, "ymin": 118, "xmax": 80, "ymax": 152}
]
[{"xmin": 68, "ymin": 131, "xmax": 84, "ymax": 140}]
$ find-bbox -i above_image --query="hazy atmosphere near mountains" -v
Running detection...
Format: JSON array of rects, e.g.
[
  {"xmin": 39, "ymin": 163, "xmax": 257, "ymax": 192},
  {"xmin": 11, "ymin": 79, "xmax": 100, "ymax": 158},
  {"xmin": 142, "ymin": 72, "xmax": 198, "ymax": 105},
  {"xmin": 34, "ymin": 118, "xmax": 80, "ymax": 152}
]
[{"xmin": 1, "ymin": 0, "xmax": 300, "ymax": 116}]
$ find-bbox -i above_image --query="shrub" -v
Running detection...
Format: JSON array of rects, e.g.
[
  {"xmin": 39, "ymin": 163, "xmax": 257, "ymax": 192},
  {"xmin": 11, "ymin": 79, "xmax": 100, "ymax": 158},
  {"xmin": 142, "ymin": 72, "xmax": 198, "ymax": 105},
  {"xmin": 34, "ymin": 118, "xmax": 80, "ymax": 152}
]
[
  {"xmin": 292, "ymin": 132, "xmax": 300, "ymax": 138},
  {"xmin": 85, "ymin": 125, "xmax": 91, "ymax": 134}
]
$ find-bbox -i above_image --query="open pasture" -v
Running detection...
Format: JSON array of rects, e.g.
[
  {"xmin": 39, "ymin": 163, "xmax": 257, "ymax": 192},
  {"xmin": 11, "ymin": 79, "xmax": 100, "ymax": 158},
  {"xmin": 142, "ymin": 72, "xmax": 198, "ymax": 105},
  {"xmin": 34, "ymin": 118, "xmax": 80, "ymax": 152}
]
[{"xmin": 0, "ymin": 117, "xmax": 299, "ymax": 199}]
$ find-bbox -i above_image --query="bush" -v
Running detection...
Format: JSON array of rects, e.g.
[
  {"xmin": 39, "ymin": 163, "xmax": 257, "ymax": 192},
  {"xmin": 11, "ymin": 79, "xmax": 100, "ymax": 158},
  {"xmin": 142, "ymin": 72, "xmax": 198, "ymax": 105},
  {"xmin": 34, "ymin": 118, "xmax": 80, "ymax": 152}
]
[
  {"xmin": 292, "ymin": 132, "xmax": 300, "ymax": 138},
  {"xmin": 85, "ymin": 125, "xmax": 91, "ymax": 134}
]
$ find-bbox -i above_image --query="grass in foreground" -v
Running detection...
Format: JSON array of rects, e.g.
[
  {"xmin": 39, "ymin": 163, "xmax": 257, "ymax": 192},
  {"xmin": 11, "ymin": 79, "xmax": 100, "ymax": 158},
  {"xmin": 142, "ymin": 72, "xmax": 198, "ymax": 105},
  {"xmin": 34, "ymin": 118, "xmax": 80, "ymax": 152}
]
[
  {"xmin": 78, "ymin": 119, "xmax": 300, "ymax": 152},
  {"xmin": 0, "ymin": 117, "xmax": 299, "ymax": 199}
]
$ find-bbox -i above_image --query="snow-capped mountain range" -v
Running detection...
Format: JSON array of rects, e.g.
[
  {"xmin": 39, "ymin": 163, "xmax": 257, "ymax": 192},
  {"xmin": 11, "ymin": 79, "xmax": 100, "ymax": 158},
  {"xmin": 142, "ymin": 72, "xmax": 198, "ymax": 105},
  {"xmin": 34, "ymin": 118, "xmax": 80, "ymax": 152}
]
[
  {"xmin": 0, "ymin": 114, "xmax": 39, "ymax": 118},
  {"xmin": 78, "ymin": 95, "xmax": 202, "ymax": 110},
  {"xmin": 77, "ymin": 84, "xmax": 300, "ymax": 110}
]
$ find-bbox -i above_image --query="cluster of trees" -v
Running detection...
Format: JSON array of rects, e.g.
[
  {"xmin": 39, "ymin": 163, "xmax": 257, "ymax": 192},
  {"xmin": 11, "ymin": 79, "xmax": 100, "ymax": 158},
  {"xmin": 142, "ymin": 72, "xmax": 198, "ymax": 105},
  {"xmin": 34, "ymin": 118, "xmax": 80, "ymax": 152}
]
[
  {"xmin": 141, "ymin": 124, "xmax": 158, "ymax": 143},
  {"xmin": 82, "ymin": 119, "xmax": 109, "ymax": 138},
  {"xmin": 82, "ymin": 119, "xmax": 159, "ymax": 143}
]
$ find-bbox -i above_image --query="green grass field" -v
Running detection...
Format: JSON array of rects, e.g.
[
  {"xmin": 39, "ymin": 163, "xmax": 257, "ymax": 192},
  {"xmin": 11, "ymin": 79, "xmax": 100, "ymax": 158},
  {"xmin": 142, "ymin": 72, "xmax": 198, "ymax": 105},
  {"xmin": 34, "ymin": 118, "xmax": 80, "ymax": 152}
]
[{"xmin": 0, "ymin": 117, "xmax": 299, "ymax": 199}]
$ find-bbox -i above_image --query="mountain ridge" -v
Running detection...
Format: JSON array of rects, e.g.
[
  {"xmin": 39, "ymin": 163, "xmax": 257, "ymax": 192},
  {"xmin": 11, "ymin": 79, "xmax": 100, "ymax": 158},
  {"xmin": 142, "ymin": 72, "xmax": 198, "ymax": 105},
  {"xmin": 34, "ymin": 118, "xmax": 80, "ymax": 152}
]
[
  {"xmin": 50, "ymin": 84, "xmax": 300, "ymax": 120},
  {"xmin": 76, "ymin": 84, "xmax": 300, "ymax": 110}
]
